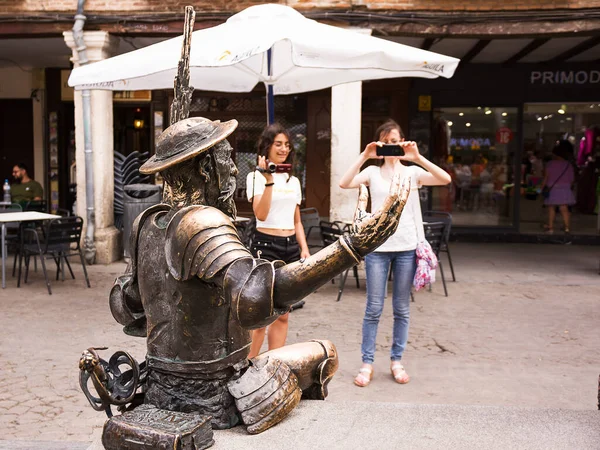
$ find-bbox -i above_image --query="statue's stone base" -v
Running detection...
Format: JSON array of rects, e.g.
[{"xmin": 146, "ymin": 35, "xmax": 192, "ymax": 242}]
[{"xmin": 85, "ymin": 401, "xmax": 600, "ymax": 449}]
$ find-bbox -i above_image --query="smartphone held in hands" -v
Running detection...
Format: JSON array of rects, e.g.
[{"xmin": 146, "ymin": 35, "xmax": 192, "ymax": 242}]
[{"xmin": 376, "ymin": 144, "xmax": 405, "ymax": 157}]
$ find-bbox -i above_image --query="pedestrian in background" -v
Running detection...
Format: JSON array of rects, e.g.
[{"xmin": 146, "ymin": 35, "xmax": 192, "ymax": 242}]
[
  {"xmin": 11, "ymin": 162, "xmax": 43, "ymax": 204},
  {"xmin": 541, "ymin": 140, "xmax": 576, "ymax": 234},
  {"xmin": 246, "ymin": 123, "xmax": 310, "ymax": 358},
  {"xmin": 339, "ymin": 119, "xmax": 451, "ymax": 387}
]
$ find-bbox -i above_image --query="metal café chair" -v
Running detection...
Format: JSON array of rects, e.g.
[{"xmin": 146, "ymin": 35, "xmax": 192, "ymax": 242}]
[
  {"xmin": 300, "ymin": 207, "xmax": 322, "ymax": 252},
  {"xmin": 0, "ymin": 203, "xmax": 23, "ymax": 277},
  {"xmin": 18, "ymin": 216, "xmax": 91, "ymax": 295},
  {"xmin": 423, "ymin": 210, "xmax": 456, "ymax": 282},
  {"xmin": 24, "ymin": 200, "xmax": 48, "ymax": 213},
  {"xmin": 332, "ymin": 220, "xmax": 361, "ymax": 290},
  {"xmin": 423, "ymin": 221, "xmax": 448, "ymax": 297}
]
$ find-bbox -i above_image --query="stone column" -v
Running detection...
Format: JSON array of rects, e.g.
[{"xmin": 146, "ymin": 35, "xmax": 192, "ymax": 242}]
[
  {"xmin": 329, "ymin": 28, "xmax": 372, "ymax": 223},
  {"xmin": 63, "ymin": 31, "xmax": 121, "ymax": 264},
  {"xmin": 330, "ymin": 82, "xmax": 363, "ymax": 223}
]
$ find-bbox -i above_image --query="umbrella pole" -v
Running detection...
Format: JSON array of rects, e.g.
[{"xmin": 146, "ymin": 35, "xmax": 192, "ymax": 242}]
[
  {"xmin": 266, "ymin": 48, "xmax": 274, "ymax": 125},
  {"xmin": 266, "ymin": 85, "xmax": 274, "ymax": 125}
]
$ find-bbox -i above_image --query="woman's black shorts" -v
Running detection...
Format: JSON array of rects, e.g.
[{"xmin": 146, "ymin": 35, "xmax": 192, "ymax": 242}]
[{"xmin": 251, "ymin": 230, "xmax": 300, "ymax": 264}]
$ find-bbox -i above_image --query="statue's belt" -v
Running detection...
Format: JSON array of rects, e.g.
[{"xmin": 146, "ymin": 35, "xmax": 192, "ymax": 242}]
[{"xmin": 146, "ymin": 344, "xmax": 251, "ymax": 376}]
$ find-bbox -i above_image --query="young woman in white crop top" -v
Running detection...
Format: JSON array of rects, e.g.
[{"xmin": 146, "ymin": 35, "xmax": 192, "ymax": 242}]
[
  {"xmin": 339, "ymin": 119, "xmax": 451, "ymax": 388},
  {"xmin": 246, "ymin": 123, "xmax": 310, "ymax": 358}
]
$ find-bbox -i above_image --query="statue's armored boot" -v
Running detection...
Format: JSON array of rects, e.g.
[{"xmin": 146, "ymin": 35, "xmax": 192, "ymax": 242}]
[{"xmin": 227, "ymin": 340, "xmax": 338, "ymax": 434}]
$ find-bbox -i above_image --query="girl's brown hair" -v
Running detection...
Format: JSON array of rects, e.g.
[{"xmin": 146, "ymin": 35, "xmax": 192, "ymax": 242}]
[
  {"xmin": 374, "ymin": 119, "xmax": 404, "ymax": 142},
  {"xmin": 257, "ymin": 123, "xmax": 295, "ymax": 181}
]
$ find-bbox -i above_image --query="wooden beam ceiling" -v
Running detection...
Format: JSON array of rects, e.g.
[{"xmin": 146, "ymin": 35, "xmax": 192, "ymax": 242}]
[
  {"xmin": 550, "ymin": 35, "xmax": 600, "ymax": 62},
  {"xmin": 461, "ymin": 39, "xmax": 491, "ymax": 63},
  {"xmin": 421, "ymin": 38, "xmax": 436, "ymax": 50},
  {"xmin": 503, "ymin": 38, "xmax": 550, "ymax": 64}
]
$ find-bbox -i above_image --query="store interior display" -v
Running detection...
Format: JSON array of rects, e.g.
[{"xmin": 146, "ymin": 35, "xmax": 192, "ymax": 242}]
[
  {"xmin": 523, "ymin": 103, "xmax": 600, "ymax": 235},
  {"xmin": 429, "ymin": 103, "xmax": 600, "ymax": 235},
  {"xmin": 431, "ymin": 106, "xmax": 518, "ymax": 227}
]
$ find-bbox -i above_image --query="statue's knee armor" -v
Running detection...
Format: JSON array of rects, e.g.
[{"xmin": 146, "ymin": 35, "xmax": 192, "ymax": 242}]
[
  {"xmin": 227, "ymin": 356, "xmax": 301, "ymax": 434},
  {"xmin": 254, "ymin": 340, "xmax": 339, "ymax": 400}
]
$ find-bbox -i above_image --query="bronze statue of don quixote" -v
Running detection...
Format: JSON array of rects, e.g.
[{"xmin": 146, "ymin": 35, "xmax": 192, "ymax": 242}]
[{"xmin": 77, "ymin": 6, "xmax": 411, "ymax": 449}]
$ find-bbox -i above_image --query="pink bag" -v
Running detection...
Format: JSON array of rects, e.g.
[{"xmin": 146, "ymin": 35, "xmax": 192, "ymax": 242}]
[
  {"xmin": 411, "ymin": 189, "xmax": 438, "ymax": 291},
  {"xmin": 413, "ymin": 239, "xmax": 438, "ymax": 291}
]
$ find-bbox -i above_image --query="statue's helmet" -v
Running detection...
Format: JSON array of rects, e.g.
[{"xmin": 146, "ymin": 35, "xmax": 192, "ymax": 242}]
[{"xmin": 139, "ymin": 117, "xmax": 238, "ymax": 175}]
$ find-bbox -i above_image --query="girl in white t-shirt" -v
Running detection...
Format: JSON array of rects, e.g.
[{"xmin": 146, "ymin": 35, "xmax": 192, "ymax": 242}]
[
  {"xmin": 339, "ymin": 119, "xmax": 451, "ymax": 388},
  {"xmin": 246, "ymin": 124, "xmax": 310, "ymax": 358}
]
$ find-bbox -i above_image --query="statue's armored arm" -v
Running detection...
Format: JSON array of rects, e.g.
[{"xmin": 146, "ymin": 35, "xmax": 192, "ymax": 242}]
[
  {"xmin": 222, "ymin": 238, "xmax": 361, "ymax": 328},
  {"xmin": 223, "ymin": 257, "xmax": 287, "ymax": 330},
  {"xmin": 272, "ymin": 237, "xmax": 360, "ymax": 308},
  {"xmin": 273, "ymin": 173, "xmax": 411, "ymax": 310},
  {"xmin": 109, "ymin": 269, "xmax": 146, "ymax": 337}
]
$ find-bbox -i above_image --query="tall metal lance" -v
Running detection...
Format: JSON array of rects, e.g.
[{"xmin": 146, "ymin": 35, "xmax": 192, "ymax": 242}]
[
  {"xmin": 72, "ymin": 0, "xmax": 96, "ymax": 264},
  {"xmin": 163, "ymin": 5, "xmax": 195, "ymax": 203},
  {"xmin": 170, "ymin": 6, "xmax": 196, "ymax": 125}
]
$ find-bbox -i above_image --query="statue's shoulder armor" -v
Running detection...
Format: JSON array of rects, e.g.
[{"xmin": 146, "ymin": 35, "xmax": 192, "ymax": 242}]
[{"xmin": 165, "ymin": 205, "xmax": 252, "ymax": 281}]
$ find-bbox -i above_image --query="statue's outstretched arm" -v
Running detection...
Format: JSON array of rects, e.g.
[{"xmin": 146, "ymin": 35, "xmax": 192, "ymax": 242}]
[
  {"xmin": 273, "ymin": 171, "xmax": 411, "ymax": 309},
  {"xmin": 224, "ymin": 172, "xmax": 410, "ymax": 330}
]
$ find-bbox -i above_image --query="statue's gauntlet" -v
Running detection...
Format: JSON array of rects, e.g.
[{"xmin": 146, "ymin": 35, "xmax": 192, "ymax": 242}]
[{"xmin": 347, "ymin": 176, "xmax": 411, "ymax": 257}]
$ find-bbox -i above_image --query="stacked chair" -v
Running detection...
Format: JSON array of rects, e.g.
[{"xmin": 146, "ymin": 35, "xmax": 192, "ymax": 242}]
[{"xmin": 114, "ymin": 151, "xmax": 150, "ymax": 230}]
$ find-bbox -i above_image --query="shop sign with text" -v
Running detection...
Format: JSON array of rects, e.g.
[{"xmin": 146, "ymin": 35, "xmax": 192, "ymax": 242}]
[
  {"xmin": 530, "ymin": 70, "xmax": 600, "ymax": 86},
  {"xmin": 450, "ymin": 137, "xmax": 492, "ymax": 149}
]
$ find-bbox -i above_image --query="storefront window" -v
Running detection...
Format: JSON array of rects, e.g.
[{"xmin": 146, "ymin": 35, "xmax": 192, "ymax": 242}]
[
  {"xmin": 522, "ymin": 103, "xmax": 600, "ymax": 235},
  {"xmin": 431, "ymin": 107, "xmax": 518, "ymax": 227}
]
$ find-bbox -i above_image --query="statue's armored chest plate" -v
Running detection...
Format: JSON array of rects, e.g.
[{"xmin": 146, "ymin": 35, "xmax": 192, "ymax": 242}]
[{"xmin": 136, "ymin": 206, "xmax": 252, "ymax": 374}]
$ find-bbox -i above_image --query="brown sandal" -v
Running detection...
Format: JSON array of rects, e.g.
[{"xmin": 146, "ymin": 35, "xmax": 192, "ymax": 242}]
[
  {"xmin": 354, "ymin": 367, "xmax": 373, "ymax": 387},
  {"xmin": 391, "ymin": 363, "xmax": 410, "ymax": 384}
]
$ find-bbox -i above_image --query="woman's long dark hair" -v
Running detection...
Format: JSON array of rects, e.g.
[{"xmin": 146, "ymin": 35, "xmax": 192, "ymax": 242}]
[
  {"xmin": 257, "ymin": 123, "xmax": 295, "ymax": 181},
  {"xmin": 374, "ymin": 119, "xmax": 404, "ymax": 142}
]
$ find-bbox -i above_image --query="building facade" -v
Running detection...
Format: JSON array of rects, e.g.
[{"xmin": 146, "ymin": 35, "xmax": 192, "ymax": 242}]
[{"xmin": 1, "ymin": 1, "xmax": 600, "ymax": 262}]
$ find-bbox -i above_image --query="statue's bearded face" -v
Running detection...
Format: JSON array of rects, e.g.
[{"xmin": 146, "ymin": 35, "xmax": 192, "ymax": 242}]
[
  {"xmin": 200, "ymin": 140, "xmax": 238, "ymax": 218},
  {"xmin": 210, "ymin": 140, "xmax": 238, "ymax": 206},
  {"xmin": 161, "ymin": 139, "xmax": 238, "ymax": 219}
]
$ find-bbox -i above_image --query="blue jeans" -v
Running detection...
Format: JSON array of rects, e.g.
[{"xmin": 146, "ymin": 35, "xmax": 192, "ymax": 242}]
[{"xmin": 362, "ymin": 250, "xmax": 416, "ymax": 364}]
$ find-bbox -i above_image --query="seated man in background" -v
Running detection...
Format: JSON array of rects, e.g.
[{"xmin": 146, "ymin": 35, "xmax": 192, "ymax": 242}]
[{"xmin": 11, "ymin": 163, "xmax": 43, "ymax": 204}]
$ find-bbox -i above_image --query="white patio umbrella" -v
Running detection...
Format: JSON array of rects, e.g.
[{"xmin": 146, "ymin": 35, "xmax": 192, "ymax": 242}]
[{"xmin": 68, "ymin": 4, "xmax": 459, "ymax": 122}]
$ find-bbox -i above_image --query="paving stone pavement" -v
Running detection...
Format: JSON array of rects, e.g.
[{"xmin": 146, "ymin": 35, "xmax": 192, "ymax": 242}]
[{"xmin": 0, "ymin": 242, "xmax": 599, "ymax": 447}]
